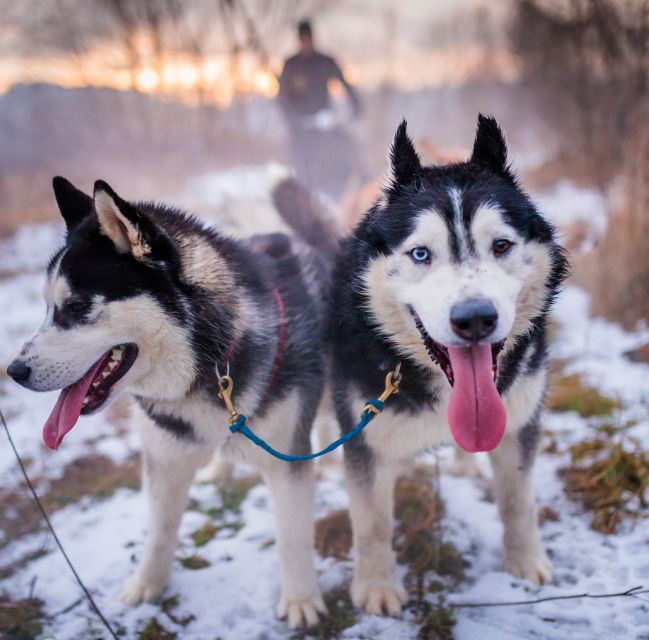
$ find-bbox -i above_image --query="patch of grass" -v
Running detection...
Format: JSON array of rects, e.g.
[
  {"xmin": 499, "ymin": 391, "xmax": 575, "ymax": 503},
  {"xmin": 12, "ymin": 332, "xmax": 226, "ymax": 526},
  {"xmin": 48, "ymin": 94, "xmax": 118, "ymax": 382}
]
[
  {"xmin": 547, "ymin": 374, "xmax": 618, "ymax": 418},
  {"xmin": 160, "ymin": 595, "xmax": 195, "ymax": 627},
  {"xmin": 416, "ymin": 601, "xmax": 456, "ymax": 640},
  {"xmin": 0, "ymin": 594, "xmax": 46, "ymax": 640},
  {"xmin": 190, "ymin": 522, "xmax": 219, "ymax": 547},
  {"xmin": 139, "ymin": 617, "xmax": 177, "ymax": 640},
  {"xmin": 218, "ymin": 476, "xmax": 261, "ymax": 514},
  {"xmin": 291, "ymin": 587, "xmax": 356, "ymax": 640},
  {"xmin": 394, "ymin": 471, "xmax": 465, "ymax": 587},
  {"xmin": 561, "ymin": 435, "xmax": 649, "ymax": 533},
  {"xmin": 178, "ymin": 554, "xmax": 210, "ymax": 570},
  {"xmin": 315, "ymin": 509, "xmax": 352, "ymax": 560}
]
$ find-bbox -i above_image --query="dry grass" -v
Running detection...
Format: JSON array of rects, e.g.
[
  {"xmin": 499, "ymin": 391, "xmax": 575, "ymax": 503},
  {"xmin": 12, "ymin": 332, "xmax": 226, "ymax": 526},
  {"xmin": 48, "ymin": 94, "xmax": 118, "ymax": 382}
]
[
  {"xmin": 574, "ymin": 109, "xmax": 649, "ymax": 330},
  {"xmin": 0, "ymin": 593, "xmax": 46, "ymax": 639},
  {"xmin": 313, "ymin": 467, "xmax": 462, "ymax": 638},
  {"xmin": 547, "ymin": 373, "xmax": 619, "ymax": 418},
  {"xmin": 560, "ymin": 435, "xmax": 649, "ymax": 534},
  {"xmin": 139, "ymin": 616, "xmax": 178, "ymax": 640}
]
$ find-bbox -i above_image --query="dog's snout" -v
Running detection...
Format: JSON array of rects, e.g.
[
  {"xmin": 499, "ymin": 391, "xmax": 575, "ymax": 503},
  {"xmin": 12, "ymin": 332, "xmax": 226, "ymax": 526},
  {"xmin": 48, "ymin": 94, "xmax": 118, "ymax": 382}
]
[
  {"xmin": 450, "ymin": 299, "xmax": 498, "ymax": 342},
  {"xmin": 7, "ymin": 360, "xmax": 31, "ymax": 384}
]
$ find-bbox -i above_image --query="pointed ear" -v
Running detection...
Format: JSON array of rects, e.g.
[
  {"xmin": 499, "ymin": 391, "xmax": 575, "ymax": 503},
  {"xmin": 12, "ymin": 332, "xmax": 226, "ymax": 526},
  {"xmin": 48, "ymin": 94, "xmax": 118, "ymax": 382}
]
[
  {"xmin": 389, "ymin": 119, "xmax": 422, "ymax": 186},
  {"xmin": 52, "ymin": 177, "xmax": 92, "ymax": 231},
  {"xmin": 93, "ymin": 180, "xmax": 171, "ymax": 264},
  {"xmin": 470, "ymin": 114, "xmax": 509, "ymax": 174}
]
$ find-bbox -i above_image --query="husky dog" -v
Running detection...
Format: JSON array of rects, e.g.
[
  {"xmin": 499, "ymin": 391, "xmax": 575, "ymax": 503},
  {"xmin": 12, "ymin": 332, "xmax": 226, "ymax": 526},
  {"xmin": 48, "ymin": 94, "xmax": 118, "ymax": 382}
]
[
  {"xmin": 327, "ymin": 116, "xmax": 568, "ymax": 615},
  {"xmin": 7, "ymin": 178, "xmax": 329, "ymax": 628}
]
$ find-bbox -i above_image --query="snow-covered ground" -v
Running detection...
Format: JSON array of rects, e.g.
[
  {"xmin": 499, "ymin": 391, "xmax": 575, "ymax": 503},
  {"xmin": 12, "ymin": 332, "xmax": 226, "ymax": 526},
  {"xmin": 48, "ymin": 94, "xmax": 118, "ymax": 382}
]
[{"xmin": 1, "ymin": 177, "xmax": 648, "ymax": 639}]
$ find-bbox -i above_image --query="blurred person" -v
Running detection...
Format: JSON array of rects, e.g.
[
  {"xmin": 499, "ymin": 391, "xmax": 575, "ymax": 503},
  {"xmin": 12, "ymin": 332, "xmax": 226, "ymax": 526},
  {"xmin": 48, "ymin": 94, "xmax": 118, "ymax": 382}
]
[{"xmin": 278, "ymin": 20, "xmax": 362, "ymax": 198}]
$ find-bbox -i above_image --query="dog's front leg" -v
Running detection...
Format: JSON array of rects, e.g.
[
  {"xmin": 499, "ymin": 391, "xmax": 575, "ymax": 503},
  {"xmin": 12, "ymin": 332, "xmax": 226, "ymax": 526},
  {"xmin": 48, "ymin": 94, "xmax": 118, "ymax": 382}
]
[
  {"xmin": 346, "ymin": 456, "xmax": 406, "ymax": 615},
  {"xmin": 261, "ymin": 461, "xmax": 326, "ymax": 629},
  {"xmin": 120, "ymin": 410, "xmax": 207, "ymax": 605},
  {"xmin": 488, "ymin": 422, "xmax": 552, "ymax": 585}
]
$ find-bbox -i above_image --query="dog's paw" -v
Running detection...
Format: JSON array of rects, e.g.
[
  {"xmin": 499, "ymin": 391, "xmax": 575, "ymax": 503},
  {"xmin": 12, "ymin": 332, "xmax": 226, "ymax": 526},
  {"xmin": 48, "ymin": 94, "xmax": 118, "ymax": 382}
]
[
  {"xmin": 277, "ymin": 592, "xmax": 327, "ymax": 629},
  {"xmin": 351, "ymin": 578, "xmax": 407, "ymax": 616},
  {"xmin": 505, "ymin": 547, "xmax": 553, "ymax": 585},
  {"xmin": 119, "ymin": 573, "xmax": 166, "ymax": 606}
]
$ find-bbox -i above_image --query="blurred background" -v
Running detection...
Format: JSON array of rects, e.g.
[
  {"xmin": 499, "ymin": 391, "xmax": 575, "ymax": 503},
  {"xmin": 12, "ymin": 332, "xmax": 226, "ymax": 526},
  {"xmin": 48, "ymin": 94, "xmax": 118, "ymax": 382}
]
[
  {"xmin": 1, "ymin": 2, "xmax": 649, "ymax": 639},
  {"xmin": 0, "ymin": 0, "xmax": 647, "ymax": 327}
]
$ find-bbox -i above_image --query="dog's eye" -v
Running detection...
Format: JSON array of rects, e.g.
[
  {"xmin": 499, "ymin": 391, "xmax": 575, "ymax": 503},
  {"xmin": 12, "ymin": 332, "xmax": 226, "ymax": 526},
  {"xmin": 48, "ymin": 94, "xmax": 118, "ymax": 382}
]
[
  {"xmin": 66, "ymin": 299, "xmax": 89, "ymax": 314},
  {"xmin": 409, "ymin": 247, "xmax": 431, "ymax": 264},
  {"xmin": 492, "ymin": 239, "xmax": 513, "ymax": 256}
]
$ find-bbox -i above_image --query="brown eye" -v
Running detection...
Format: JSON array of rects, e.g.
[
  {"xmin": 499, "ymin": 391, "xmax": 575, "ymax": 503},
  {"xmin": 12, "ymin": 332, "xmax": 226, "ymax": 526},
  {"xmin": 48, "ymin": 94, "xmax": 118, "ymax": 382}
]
[{"xmin": 492, "ymin": 239, "xmax": 513, "ymax": 256}]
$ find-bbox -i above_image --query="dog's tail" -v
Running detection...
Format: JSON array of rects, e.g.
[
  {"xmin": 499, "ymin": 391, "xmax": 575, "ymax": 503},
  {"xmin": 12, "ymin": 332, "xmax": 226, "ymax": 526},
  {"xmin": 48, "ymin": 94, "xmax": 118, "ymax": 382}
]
[{"xmin": 271, "ymin": 177, "xmax": 340, "ymax": 260}]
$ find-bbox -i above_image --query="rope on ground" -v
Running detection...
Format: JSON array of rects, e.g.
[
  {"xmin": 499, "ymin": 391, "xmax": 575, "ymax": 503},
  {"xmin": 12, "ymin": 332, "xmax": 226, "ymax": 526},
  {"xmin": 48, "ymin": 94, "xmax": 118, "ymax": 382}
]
[{"xmin": 0, "ymin": 406, "xmax": 119, "ymax": 640}]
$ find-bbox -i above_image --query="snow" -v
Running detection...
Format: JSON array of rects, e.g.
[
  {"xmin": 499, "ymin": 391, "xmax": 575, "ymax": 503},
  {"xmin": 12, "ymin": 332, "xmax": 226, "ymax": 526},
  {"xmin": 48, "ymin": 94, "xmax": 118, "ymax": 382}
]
[{"xmin": 1, "ymin": 177, "xmax": 648, "ymax": 639}]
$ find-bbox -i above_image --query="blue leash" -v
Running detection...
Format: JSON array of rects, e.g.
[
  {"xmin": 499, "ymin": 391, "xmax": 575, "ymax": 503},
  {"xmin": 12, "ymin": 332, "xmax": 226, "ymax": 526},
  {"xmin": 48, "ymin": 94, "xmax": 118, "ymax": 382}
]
[{"xmin": 217, "ymin": 369, "xmax": 401, "ymax": 463}]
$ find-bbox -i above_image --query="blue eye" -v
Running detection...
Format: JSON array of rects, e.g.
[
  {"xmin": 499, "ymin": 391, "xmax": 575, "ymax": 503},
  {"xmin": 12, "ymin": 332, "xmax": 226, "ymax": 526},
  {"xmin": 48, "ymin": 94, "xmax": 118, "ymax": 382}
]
[{"xmin": 410, "ymin": 247, "xmax": 431, "ymax": 263}]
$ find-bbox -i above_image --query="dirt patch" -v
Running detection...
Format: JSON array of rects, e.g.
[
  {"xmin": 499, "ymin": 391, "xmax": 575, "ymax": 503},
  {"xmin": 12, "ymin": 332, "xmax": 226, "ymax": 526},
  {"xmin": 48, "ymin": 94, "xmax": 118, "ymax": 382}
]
[{"xmin": 315, "ymin": 509, "xmax": 352, "ymax": 561}]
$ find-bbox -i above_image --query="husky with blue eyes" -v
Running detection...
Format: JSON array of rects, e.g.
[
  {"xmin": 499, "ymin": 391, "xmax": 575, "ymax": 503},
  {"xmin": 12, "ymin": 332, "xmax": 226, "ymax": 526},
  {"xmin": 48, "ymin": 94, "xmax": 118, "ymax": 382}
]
[{"xmin": 327, "ymin": 115, "xmax": 568, "ymax": 615}]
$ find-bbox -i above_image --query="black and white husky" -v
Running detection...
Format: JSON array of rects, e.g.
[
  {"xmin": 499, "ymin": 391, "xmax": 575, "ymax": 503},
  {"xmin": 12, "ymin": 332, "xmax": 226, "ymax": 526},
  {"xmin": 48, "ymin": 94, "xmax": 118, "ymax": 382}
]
[
  {"xmin": 7, "ymin": 178, "xmax": 330, "ymax": 628},
  {"xmin": 326, "ymin": 116, "xmax": 568, "ymax": 615}
]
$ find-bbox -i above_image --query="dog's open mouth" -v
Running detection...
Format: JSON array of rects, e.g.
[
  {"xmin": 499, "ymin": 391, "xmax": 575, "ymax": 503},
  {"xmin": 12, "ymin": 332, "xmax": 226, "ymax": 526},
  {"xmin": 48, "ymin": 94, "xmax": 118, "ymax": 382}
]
[
  {"xmin": 43, "ymin": 344, "xmax": 138, "ymax": 450},
  {"xmin": 410, "ymin": 309, "xmax": 504, "ymax": 386},
  {"xmin": 409, "ymin": 307, "xmax": 506, "ymax": 453}
]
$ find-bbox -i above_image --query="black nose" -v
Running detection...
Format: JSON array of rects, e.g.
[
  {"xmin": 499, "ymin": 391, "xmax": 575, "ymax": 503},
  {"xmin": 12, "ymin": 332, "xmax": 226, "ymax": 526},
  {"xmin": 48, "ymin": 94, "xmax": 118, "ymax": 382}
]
[
  {"xmin": 450, "ymin": 299, "xmax": 498, "ymax": 342},
  {"xmin": 7, "ymin": 361, "xmax": 31, "ymax": 383}
]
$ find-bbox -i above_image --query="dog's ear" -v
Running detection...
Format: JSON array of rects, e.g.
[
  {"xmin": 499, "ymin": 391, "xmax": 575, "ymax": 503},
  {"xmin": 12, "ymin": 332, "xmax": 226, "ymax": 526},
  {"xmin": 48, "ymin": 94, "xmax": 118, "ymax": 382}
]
[
  {"xmin": 93, "ymin": 180, "xmax": 174, "ymax": 266},
  {"xmin": 52, "ymin": 177, "xmax": 93, "ymax": 232},
  {"xmin": 389, "ymin": 119, "xmax": 422, "ymax": 186},
  {"xmin": 470, "ymin": 114, "xmax": 509, "ymax": 175}
]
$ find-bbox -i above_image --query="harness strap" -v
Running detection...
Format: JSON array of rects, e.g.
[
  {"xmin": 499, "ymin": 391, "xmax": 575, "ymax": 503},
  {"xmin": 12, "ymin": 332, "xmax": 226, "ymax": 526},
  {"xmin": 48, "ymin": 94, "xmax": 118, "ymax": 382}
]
[
  {"xmin": 259, "ymin": 288, "xmax": 286, "ymax": 406},
  {"xmin": 219, "ymin": 287, "xmax": 286, "ymax": 401}
]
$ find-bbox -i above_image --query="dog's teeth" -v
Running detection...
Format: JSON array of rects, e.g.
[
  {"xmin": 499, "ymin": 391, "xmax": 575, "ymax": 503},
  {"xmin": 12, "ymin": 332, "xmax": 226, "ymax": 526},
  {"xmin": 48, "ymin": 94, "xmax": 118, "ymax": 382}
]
[
  {"xmin": 102, "ymin": 370, "xmax": 111, "ymax": 379},
  {"xmin": 92, "ymin": 382, "xmax": 100, "ymax": 388},
  {"xmin": 112, "ymin": 348, "xmax": 123, "ymax": 358},
  {"xmin": 82, "ymin": 398, "xmax": 89, "ymax": 406},
  {"xmin": 109, "ymin": 361, "xmax": 118, "ymax": 370}
]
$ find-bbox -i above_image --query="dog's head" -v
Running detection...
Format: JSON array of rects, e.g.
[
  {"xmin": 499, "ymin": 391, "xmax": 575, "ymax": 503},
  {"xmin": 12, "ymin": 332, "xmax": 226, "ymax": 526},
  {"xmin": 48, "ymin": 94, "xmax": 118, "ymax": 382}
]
[
  {"xmin": 7, "ymin": 178, "xmax": 196, "ymax": 449},
  {"xmin": 358, "ymin": 115, "xmax": 568, "ymax": 452}
]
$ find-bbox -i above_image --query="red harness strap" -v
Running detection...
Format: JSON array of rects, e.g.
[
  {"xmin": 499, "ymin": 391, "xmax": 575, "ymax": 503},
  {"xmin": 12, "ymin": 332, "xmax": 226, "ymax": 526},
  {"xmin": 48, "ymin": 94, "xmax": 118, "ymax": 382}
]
[
  {"xmin": 220, "ymin": 288, "xmax": 286, "ymax": 404},
  {"xmin": 261, "ymin": 288, "xmax": 287, "ymax": 404}
]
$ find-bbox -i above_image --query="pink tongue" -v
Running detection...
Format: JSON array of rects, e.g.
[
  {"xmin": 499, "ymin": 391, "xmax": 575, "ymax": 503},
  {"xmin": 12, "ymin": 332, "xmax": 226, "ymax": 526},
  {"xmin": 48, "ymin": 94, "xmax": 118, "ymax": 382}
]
[
  {"xmin": 42, "ymin": 358, "xmax": 106, "ymax": 450},
  {"xmin": 447, "ymin": 343, "xmax": 506, "ymax": 453}
]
